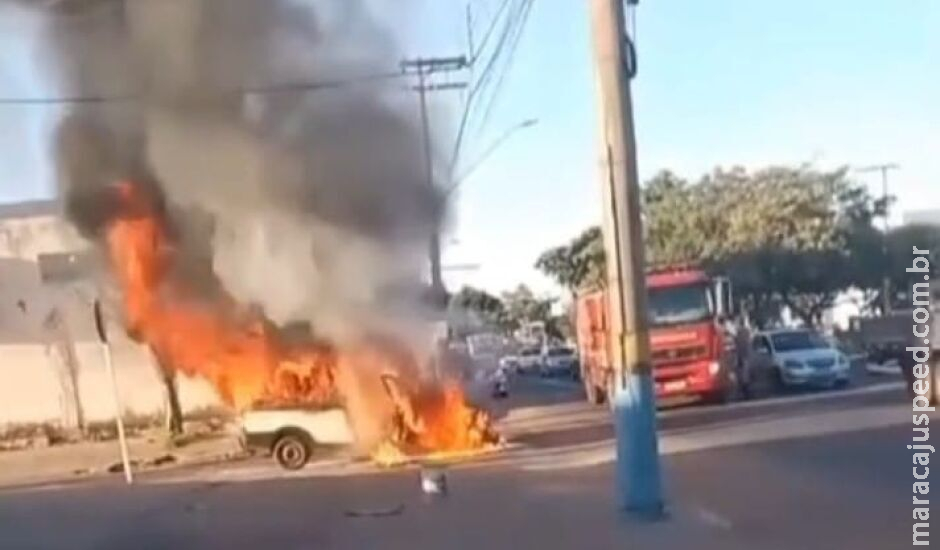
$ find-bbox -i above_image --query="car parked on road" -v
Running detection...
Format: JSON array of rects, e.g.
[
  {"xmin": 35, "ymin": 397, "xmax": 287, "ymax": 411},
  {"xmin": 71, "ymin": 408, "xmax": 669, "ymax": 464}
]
[
  {"xmin": 513, "ymin": 347, "xmax": 543, "ymax": 374},
  {"xmin": 747, "ymin": 328, "xmax": 851, "ymax": 391},
  {"xmin": 539, "ymin": 346, "xmax": 579, "ymax": 378},
  {"xmin": 239, "ymin": 407, "xmax": 355, "ymax": 470}
]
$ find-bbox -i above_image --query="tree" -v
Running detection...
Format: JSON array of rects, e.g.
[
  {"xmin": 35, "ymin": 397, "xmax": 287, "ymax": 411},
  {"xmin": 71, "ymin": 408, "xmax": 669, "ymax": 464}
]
[
  {"xmin": 154, "ymin": 354, "xmax": 185, "ymax": 436},
  {"xmin": 535, "ymin": 226, "xmax": 606, "ymax": 293},
  {"xmin": 450, "ymin": 286, "xmax": 509, "ymax": 333},
  {"xmin": 42, "ymin": 307, "xmax": 86, "ymax": 434},
  {"xmin": 501, "ymin": 284, "xmax": 561, "ymax": 338},
  {"xmin": 537, "ymin": 164, "xmax": 885, "ymax": 327},
  {"xmin": 880, "ymin": 224, "xmax": 940, "ymax": 308}
]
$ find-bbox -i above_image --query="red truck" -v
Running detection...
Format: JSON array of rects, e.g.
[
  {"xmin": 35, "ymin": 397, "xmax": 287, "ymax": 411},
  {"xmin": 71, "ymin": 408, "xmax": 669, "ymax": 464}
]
[{"xmin": 576, "ymin": 265, "xmax": 739, "ymax": 405}]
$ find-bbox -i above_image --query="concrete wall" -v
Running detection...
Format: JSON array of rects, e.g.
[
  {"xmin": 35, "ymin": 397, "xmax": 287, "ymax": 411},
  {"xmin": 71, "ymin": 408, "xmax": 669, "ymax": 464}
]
[
  {"xmin": 0, "ymin": 209, "xmax": 222, "ymax": 428},
  {"xmin": 0, "ymin": 341, "xmax": 220, "ymax": 426},
  {"xmin": 0, "ymin": 213, "xmax": 86, "ymax": 261}
]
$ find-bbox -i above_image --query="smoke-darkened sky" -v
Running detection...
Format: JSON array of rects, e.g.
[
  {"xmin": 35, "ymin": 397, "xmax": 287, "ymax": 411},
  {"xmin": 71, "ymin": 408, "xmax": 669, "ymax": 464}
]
[{"xmin": 1, "ymin": 0, "xmax": 937, "ymax": 299}]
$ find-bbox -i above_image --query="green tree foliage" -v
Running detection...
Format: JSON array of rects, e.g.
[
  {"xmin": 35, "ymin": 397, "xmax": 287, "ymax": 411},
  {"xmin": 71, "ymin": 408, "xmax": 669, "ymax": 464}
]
[
  {"xmin": 451, "ymin": 286, "xmax": 509, "ymax": 331},
  {"xmin": 500, "ymin": 284, "xmax": 562, "ymax": 339},
  {"xmin": 535, "ymin": 227, "xmax": 606, "ymax": 292},
  {"xmin": 883, "ymin": 224, "xmax": 940, "ymax": 308},
  {"xmin": 536, "ymin": 164, "xmax": 899, "ymax": 327}
]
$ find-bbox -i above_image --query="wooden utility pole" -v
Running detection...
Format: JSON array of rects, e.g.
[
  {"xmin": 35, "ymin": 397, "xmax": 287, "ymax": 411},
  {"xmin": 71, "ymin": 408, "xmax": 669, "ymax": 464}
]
[
  {"xmin": 401, "ymin": 56, "xmax": 469, "ymax": 305},
  {"xmin": 589, "ymin": 0, "xmax": 663, "ymax": 516}
]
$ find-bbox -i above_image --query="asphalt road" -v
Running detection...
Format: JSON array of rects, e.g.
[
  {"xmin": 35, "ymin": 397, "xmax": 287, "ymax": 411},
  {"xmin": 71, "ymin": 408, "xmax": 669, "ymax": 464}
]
[
  {"xmin": 500, "ymin": 368, "xmax": 903, "ymax": 450},
  {"xmin": 0, "ymin": 426, "xmax": 911, "ymax": 549},
  {"xmin": 0, "ymin": 369, "xmax": 914, "ymax": 550}
]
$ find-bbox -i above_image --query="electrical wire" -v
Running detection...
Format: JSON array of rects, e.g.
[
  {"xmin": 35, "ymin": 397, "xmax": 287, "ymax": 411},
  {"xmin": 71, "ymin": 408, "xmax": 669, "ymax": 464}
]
[
  {"xmin": 0, "ymin": 70, "xmax": 409, "ymax": 105},
  {"xmin": 448, "ymin": 0, "xmax": 531, "ymax": 177},
  {"xmin": 470, "ymin": 0, "xmax": 514, "ymax": 64},
  {"xmin": 624, "ymin": 0, "xmax": 638, "ymax": 79},
  {"xmin": 474, "ymin": 0, "xmax": 534, "ymax": 134}
]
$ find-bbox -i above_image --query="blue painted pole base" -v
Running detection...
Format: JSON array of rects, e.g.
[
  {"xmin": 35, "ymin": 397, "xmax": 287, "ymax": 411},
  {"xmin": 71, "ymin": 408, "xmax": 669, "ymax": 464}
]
[{"xmin": 613, "ymin": 370, "xmax": 665, "ymax": 519}]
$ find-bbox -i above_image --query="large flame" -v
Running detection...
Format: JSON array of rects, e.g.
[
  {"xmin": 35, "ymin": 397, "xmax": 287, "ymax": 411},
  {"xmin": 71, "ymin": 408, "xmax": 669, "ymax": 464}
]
[{"xmin": 103, "ymin": 181, "xmax": 498, "ymax": 462}]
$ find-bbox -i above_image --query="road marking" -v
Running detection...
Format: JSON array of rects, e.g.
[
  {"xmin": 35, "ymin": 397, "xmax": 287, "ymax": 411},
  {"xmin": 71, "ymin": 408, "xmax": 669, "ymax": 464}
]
[
  {"xmin": 41, "ymin": 397, "xmax": 906, "ymax": 489},
  {"xmin": 500, "ymin": 380, "xmax": 904, "ymax": 435},
  {"xmin": 529, "ymin": 377, "xmax": 583, "ymax": 391},
  {"xmin": 662, "ymin": 380, "xmax": 904, "ymax": 417},
  {"xmin": 7, "ymin": 381, "xmax": 906, "ymax": 492},
  {"xmin": 694, "ymin": 506, "xmax": 734, "ymax": 531},
  {"xmin": 515, "ymin": 403, "xmax": 908, "ymax": 472},
  {"xmin": 865, "ymin": 363, "xmax": 902, "ymax": 375}
]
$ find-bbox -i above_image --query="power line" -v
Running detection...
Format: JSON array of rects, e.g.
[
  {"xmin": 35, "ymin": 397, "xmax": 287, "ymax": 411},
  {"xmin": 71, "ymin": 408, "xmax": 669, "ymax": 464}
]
[
  {"xmin": 449, "ymin": 0, "xmax": 532, "ymax": 177},
  {"xmin": 474, "ymin": 0, "xmax": 534, "ymax": 134},
  {"xmin": 0, "ymin": 70, "xmax": 410, "ymax": 106},
  {"xmin": 470, "ymin": 0, "xmax": 515, "ymax": 64}
]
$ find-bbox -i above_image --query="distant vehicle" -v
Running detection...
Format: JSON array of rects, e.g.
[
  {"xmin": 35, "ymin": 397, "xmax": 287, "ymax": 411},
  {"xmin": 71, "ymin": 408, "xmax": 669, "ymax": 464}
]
[
  {"xmin": 239, "ymin": 407, "xmax": 355, "ymax": 470},
  {"xmin": 515, "ymin": 347, "xmax": 543, "ymax": 374},
  {"xmin": 747, "ymin": 329, "xmax": 851, "ymax": 390},
  {"xmin": 540, "ymin": 346, "xmax": 578, "ymax": 378},
  {"xmin": 497, "ymin": 354, "xmax": 518, "ymax": 372},
  {"xmin": 466, "ymin": 332, "xmax": 503, "ymax": 371},
  {"xmin": 492, "ymin": 366, "xmax": 510, "ymax": 398},
  {"xmin": 576, "ymin": 265, "xmax": 740, "ymax": 405},
  {"xmin": 852, "ymin": 290, "xmax": 940, "ymax": 404}
]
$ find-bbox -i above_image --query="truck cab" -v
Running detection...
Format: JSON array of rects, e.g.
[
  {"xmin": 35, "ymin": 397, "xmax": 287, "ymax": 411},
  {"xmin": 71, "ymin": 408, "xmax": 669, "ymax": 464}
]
[{"xmin": 576, "ymin": 265, "xmax": 738, "ymax": 405}]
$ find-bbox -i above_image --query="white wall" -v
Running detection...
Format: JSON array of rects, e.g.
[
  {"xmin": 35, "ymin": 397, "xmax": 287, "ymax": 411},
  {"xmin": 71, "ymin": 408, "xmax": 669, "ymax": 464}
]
[
  {"xmin": 0, "ymin": 214, "xmax": 86, "ymax": 261},
  {"xmin": 0, "ymin": 211, "xmax": 221, "ymax": 428},
  {"xmin": 0, "ymin": 341, "xmax": 221, "ymax": 426}
]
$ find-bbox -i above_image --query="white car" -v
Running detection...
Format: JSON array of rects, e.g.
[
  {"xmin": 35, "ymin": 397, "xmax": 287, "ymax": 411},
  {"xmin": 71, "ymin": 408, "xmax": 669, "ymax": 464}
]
[
  {"xmin": 539, "ymin": 347, "xmax": 579, "ymax": 378},
  {"xmin": 513, "ymin": 347, "xmax": 543, "ymax": 374},
  {"xmin": 239, "ymin": 407, "xmax": 355, "ymax": 470},
  {"xmin": 748, "ymin": 329, "xmax": 851, "ymax": 390}
]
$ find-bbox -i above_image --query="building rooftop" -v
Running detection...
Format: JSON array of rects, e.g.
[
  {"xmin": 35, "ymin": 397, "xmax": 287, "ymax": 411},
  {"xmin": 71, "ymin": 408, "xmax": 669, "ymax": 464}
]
[
  {"xmin": 903, "ymin": 209, "xmax": 940, "ymax": 227},
  {"xmin": 0, "ymin": 200, "xmax": 60, "ymax": 221}
]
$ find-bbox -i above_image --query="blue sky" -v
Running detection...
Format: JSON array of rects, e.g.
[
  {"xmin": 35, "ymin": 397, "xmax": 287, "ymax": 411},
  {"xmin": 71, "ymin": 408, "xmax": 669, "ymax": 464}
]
[
  {"xmin": 1, "ymin": 0, "xmax": 937, "ymax": 298},
  {"xmin": 422, "ymin": 0, "xmax": 939, "ymax": 295}
]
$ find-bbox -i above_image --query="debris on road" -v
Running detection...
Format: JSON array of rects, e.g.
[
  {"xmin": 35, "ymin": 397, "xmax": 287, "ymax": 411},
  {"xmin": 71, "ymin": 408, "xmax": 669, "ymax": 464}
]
[
  {"xmin": 419, "ymin": 466, "xmax": 448, "ymax": 497},
  {"xmin": 343, "ymin": 504, "xmax": 406, "ymax": 518}
]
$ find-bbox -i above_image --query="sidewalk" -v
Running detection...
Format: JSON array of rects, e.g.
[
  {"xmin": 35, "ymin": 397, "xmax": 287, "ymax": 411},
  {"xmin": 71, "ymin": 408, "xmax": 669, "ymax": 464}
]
[{"xmin": 0, "ymin": 431, "xmax": 243, "ymax": 489}]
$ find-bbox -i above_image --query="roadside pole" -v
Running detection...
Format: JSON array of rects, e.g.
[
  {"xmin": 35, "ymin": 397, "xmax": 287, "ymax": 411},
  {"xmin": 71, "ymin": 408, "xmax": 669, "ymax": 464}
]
[
  {"xmin": 589, "ymin": 0, "xmax": 663, "ymax": 516},
  {"xmin": 857, "ymin": 163, "xmax": 900, "ymax": 314},
  {"xmin": 400, "ymin": 56, "xmax": 468, "ymax": 305},
  {"xmin": 94, "ymin": 300, "xmax": 134, "ymax": 485}
]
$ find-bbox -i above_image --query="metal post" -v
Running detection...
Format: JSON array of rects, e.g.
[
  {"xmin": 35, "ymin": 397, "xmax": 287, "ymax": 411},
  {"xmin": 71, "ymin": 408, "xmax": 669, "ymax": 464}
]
[
  {"xmin": 589, "ymin": 0, "xmax": 663, "ymax": 517},
  {"xmin": 94, "ymin": 300, "xmax": 133, "ymax": 484},
  {"xmin": 858, "ymin": 163, "xmax": 899, "ymax": 314},
  {"xmin": 880, "ymin": 166, "xmax": 892, "ymax": 314}
]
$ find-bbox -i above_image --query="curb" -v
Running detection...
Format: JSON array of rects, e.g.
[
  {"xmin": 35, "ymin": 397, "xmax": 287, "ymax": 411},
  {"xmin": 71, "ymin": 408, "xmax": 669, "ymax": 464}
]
[
  {"xmin": 865, "ymin": 363, "xmax": 902, "ymax": 375},
  {"xmin": 0, "ymin": 448, "xmax": 249, "ymax": 494}
]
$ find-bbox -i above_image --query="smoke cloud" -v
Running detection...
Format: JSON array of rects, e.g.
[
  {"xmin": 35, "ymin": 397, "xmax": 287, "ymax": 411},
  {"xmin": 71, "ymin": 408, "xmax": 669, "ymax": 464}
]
[{"xmin": 28, "ymin": 0, "xmax": 447, "ymax": 348}]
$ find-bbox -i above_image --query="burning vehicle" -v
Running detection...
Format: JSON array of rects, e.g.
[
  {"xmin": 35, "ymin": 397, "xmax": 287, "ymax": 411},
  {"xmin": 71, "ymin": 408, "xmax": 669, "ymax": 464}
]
[
  {"xmin": 239, "ymin": 406, "xmax": 355, "ymax": 470},
  {"xmin": 42, "ymin": 0, "xmax": 500, "ymax": 466}
]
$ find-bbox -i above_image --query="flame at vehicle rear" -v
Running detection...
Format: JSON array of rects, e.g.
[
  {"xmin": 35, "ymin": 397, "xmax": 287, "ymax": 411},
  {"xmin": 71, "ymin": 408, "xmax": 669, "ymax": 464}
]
[
  {"xmin": 104, "ymin": 181, "xmax": 498, "ymax": 462},
  {"xmin": 39, "ymin": 0, "xmax": 500, "ymax": 464}
]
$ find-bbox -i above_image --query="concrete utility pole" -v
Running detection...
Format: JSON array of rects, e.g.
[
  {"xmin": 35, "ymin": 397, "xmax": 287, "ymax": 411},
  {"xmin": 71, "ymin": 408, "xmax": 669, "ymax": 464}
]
[
  {"xmin": 858, "ymin": 163, "xmax": 900, "ymax": 314},
  {"xmin": 589, "ymin": 0, "xmax": 663, "ymax": 517},
  {"xmin": 401, "ymin": 56, "xmax": 469, "ymax": 305}
]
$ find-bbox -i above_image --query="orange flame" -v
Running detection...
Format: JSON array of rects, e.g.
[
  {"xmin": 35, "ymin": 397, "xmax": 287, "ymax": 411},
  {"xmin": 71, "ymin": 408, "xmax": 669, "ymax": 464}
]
[{"xmin": 103, "ymin": 181, "xmax": 498, "ymax": 462}]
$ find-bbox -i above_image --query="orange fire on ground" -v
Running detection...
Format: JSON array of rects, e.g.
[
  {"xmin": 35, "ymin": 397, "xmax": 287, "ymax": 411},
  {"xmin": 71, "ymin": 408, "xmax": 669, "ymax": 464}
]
[{"xmin": 103, "ymin": 180, "xmax": 499, "ymax": 463}]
